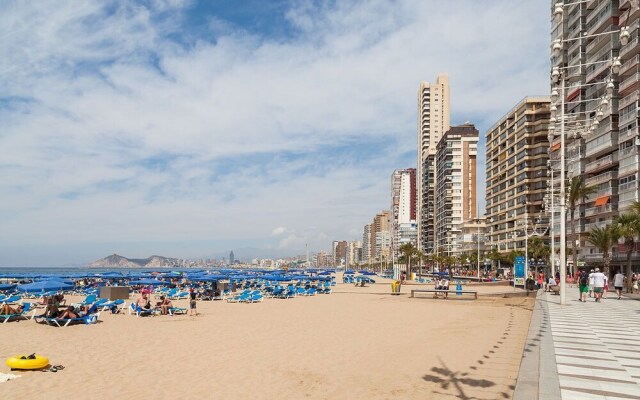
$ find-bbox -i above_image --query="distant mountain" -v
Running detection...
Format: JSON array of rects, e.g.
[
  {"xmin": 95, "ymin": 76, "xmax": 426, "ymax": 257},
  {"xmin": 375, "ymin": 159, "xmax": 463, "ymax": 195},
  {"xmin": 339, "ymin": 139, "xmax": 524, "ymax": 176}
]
[{"xmin": 88, "ymin": 254, "xmax": 178, "ymax": 268}]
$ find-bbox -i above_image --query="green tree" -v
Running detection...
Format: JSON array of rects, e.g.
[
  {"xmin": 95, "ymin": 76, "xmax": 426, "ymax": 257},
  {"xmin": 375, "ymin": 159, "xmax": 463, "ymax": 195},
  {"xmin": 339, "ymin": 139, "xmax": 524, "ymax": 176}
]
[
  {"xmin": 615, "ymin": 214, "xmax": 640, "ymax": 293},
  {"xmin": 569, "ymin": 177, "xmax": 595, "ymax": 276},
  {"xmin": 399, "ymin": 243, "xmax": 419, "ymax": 279},
  {"xmin": 586, "ymin": 224, "xmax": 619, "ymax": 278}
]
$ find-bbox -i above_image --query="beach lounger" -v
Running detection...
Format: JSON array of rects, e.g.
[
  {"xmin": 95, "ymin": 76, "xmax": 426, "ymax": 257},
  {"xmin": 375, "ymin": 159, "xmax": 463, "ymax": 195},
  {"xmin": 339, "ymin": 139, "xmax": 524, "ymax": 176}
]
[
  {"xmin": 35, "ymin": 312, "xmax": 101, "ymax": 327},
  {"xmin": 167, "ymin": 307, "xmax": 187, "ymax": 315},
  {"xmin": 1, "ymin": 295, "xmax": 22, "ymax": 305},
  {"xmin": 128, "ymin": 303, "xmax": 158, "ymax": 317},
  {"xmin": 99, "ymin": 299, "xmax": 127, "ymax": 313},
  {"xmin": 1, "ymin": 302, "xmax": 36, "ymax": 323},
  {"xmin": 226, "ymin": 290, "xmax": 251, "ymax": 303}
]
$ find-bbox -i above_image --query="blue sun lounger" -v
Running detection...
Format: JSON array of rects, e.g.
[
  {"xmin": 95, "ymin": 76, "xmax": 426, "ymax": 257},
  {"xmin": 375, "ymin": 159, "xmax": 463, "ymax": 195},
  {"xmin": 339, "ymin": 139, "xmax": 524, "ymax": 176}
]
[
  {"xmin": 128, "ymin": 303, "xmax": 158, "ymax": 317},
  {"xmin": 1, "ymin": 302, "xmax": 35, "ymax": 323},
  {"xmin": 35, "ymin": 305, "xmax": 101, "ymax": 327}
]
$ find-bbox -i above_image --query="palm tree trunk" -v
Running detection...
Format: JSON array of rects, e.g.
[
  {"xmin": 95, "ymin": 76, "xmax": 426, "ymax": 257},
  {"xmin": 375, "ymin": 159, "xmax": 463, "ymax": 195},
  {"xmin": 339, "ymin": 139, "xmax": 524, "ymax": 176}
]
[{"xmin": 571, "ymin": 207, "xmax": 577, "ymax": 277}]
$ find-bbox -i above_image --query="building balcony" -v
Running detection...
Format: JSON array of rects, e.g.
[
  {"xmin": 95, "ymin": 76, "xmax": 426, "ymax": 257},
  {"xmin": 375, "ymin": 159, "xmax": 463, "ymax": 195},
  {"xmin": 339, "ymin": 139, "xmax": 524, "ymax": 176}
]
[
  {"xmin": 586, "ymin": 59, "xmax": 612, "ymax": 83},
  {"xmin": 619, "ymin": 124, "xmax": 639, "ymax": 141},
  {"xmin": 585, "ymin": 131, "xmax": 618, "ymax": 158},
  {"xmin": 584, "ymin": 203, "xmax": 618, "ymax": 217},
  {"xmin": 619, "ymin": 72, "xmax": 640, "ymax": 96},
  {"xmin": 585, "ymin": 153, "xmax": 618, "ymax": 174},
  {"xmin": 620, "ymin": 90, "xmax": 640, "ymax": 110},
  {"xmin": 620, "ymin": 36, "xmax": 640, "ymax": 61},
  {"xmin": 619, "ymin": 54, "xmax": 640, "ymax": 78},
  {"xmin": 586, "ymin": 4, "xmax": 616, "ymax": 37},
  {"xmin": 585, "ymin": 171, "xmax": 618, "ymax": 188},
  {"xmin": 619, "ymin": 107, "xmax": 639, "ymax": 127}
]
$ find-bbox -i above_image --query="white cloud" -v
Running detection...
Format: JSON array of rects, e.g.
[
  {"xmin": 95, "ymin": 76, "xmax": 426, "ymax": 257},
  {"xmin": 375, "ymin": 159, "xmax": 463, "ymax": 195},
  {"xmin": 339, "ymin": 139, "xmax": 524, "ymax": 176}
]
[
  {"xmin": 0, "ymin": 0, "xmax": 549, "ymax": 266},
  {"xmin": 271, "ymin": 227, "xmax": 287, "ymax": 236}
]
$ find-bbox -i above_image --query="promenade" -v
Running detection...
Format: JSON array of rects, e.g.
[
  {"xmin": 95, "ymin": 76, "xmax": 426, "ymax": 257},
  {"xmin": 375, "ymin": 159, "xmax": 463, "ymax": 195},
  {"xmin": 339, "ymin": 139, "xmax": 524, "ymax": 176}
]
[{"xmin": 516, "ymin": 289, "xmax": 640, "ymax": 400}]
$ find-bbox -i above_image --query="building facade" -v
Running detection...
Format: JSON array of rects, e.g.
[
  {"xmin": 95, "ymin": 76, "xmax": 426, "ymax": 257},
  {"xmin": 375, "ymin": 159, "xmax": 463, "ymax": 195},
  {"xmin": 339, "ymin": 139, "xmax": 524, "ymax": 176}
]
[
  {"xmin": 486, "ymin": 97, "xmax": 551, "ymax": 254},
  {"xmin": 362, "ymin": 224, "xmax": 372, "ymax": 264},
  {"xmin": 434, "ymin": 124, "xmax": 479, "ymax": 255},
  {"xmin": 417, "ymin": 74, "xmax": 451, "ymax": 256},
  {"xmin": 348, "ymin": 241, "xmax": 363, "ymax": 267},
  {"xmin": 551, "ymin": 0, "xmax": 640, "ymax": 266},
  {"xmin": 332, "ymin": 240, "xmax": 347, "ymax": 266},
  {"xmin": 451, "ymin": 217, "xmax": 488, "ymax": 258},
  {"xmin": 391, "ymin": 168, "xmax": 417, "ymax": 258}
]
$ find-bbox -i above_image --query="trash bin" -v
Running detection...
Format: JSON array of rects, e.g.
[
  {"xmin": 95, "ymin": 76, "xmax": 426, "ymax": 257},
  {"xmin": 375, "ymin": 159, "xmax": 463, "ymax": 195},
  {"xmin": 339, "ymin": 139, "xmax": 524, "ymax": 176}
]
[
  {"xmin": 410, "ymin": 272, "xmax": 416, "ymax": 281},
  {"xmin": 391, "ymin": 281, "xmax": 401, "ymax": 295}
]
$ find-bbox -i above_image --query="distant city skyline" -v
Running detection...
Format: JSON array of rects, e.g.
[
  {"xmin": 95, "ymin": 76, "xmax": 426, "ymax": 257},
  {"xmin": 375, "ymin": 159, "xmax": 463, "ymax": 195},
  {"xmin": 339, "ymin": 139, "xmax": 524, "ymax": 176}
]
[{"xmin": 0, "ymin": 1, "xmax": 549, "ymax": 267}]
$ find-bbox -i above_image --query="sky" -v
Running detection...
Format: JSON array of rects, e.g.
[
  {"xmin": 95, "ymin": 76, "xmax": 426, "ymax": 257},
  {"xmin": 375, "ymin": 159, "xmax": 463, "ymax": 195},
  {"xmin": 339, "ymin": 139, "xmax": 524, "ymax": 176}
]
[{"xmin": 0, "ymin": 0, "xmax": 550, "ymax": 267}]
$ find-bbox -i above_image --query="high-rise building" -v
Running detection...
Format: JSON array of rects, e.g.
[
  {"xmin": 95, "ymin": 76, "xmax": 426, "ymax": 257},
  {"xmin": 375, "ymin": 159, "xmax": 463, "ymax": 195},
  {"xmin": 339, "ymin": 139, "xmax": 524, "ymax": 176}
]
[
  {"xmin": 332, "ymin": 240, "xmax": 348, "ymax": 266},
  {"xmin": 452, "ymin": 217, "xmax": 488, "ymax": 258},
  {"xmin": 391, "ymin": 168, "xmax": 417, "ymax": 258},
  {"xmin": 434, "ymin": 124, "xmax": 479, "ymax": 255},
  {"xmin": 348, "ymin": 241, "xmax": 363, "ymax": 266},
  {"xmin": 417, "ymin": 74, "xmax": 451, "ymax": 256},
  {"xmin": 229, "ymin": 250, "xmax": 235, "ymax": 264},
  {"xmin": 315, "ymin": 251, "xmax": 330, "ymax": 268},
  {"xmin": 362, "ymin": 224, "xmax": 372, "ymax": 263},
  {"xmin": 550, "ymin": 0, "xmax": 640, "ymax": 266},
  {"xmin": 372, "ymin": 210, "xmax": 392, "ymax": 261},
  {"xmin": 485, "ymin": 97, "xmax": 550, "ymax": 254}
]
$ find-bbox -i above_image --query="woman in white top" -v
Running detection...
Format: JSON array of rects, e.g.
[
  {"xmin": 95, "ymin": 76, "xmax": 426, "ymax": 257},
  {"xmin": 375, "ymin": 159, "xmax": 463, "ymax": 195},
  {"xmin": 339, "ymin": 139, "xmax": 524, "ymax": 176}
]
[{"xmin": 613, "ymin": 271, "xmax": 625, "ymax": 300}]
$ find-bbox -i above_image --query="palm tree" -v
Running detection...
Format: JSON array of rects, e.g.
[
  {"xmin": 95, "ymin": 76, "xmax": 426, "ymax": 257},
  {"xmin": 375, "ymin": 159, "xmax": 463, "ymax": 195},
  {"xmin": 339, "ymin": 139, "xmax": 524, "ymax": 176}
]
[
  {"xmin": 569, "ymin": 177, "xmax": 595, "ymax": 276},
  {"xmin": 529, "ymin": 237, "xmax": 550, "ymax": 265},
  {"xmin": 488, "ymin": 247, "xmax": 501, "ymax": 270},
  {"xmin": 399, "ymin": 243, "xmax": 419, "ymax": 279},
  {"xmin": 586, "ymin": 224, "xmax": 619, "ymax": 278},
  {"xmin": 615, "ymin": 214, "xmax": 640, "ymax": 293}
]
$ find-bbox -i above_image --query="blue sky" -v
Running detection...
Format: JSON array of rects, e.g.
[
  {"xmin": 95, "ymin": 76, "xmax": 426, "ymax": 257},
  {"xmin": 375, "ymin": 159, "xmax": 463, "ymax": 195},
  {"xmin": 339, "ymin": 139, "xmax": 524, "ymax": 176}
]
[{"xmin": 0, "ymin": 0, "xmax": 549, "ymax": 266}]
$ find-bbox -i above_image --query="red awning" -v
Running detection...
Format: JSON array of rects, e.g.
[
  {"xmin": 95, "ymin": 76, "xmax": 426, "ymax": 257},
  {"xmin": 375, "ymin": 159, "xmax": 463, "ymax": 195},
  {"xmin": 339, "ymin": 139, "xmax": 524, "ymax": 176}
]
[
  {"xmin": 550, "ymin": 142, "xmax": 561, "ymax": 151},
  {"xmin": 594, "ymin": 195, "xmax": 610, "ymax": 206}
]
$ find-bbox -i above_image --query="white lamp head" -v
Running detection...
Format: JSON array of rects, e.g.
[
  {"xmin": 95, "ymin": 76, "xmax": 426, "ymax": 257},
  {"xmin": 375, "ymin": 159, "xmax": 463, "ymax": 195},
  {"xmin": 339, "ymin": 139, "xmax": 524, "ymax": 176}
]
[
  {"xmin": 612, "ymin": 57, "xmax": 622, "ymax": 74},
  {"xmin": 620, "ymin": 26, "xmax": 631, "ymax": 46},
  {"xmin": 552, "ymin": 40, "xmax": 563, "ymax": 57},
  {"xmin": 553, "ymin": 3, "xmax": 564, "ymax": 23},
  {"xmin": 592, "ymin": 118, "xmax": 600, "ymax": 128},
  {"xmin": 606, "ymin": 79, "xmax": 615, "ymax": 96},
  {"xmin": 551, "ymin": 88, "xmax": 559, "ymax": 103}
]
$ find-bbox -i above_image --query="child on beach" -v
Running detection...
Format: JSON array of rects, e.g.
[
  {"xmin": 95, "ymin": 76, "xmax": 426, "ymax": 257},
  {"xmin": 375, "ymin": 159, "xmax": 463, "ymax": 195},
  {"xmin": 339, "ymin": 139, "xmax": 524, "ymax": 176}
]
[{"xmin": 189, "ymin": 288, "xmax": 197, "ymax": 316}]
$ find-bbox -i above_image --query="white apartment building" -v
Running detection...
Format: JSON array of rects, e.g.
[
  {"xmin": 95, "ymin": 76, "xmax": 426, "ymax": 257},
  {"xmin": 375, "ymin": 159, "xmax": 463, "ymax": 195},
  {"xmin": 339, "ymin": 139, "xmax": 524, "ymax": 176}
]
[
  {"xmin": 417, "ymin": 74, "xmax": 451, "ymax": 256},
  {"xmin": 391, "ymin": 168, "xmax": 417, "ymax": 258}
]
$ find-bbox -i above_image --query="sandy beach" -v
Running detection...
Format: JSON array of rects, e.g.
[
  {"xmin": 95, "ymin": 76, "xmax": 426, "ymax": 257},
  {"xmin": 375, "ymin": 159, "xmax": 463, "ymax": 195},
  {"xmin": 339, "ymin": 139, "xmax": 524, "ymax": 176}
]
[{"xmin": 1, "ymin": 276, "xmax": 533, "ymax": 399}]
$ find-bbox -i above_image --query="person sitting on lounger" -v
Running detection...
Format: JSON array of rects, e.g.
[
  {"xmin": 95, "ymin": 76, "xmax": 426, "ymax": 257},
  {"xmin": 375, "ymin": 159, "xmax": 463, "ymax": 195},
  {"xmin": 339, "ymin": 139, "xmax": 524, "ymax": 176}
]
[
  {"xmin": 0, "ymin": 304, "xmax": 24, "ymax": 315},
  {"xmin": 136, "ymin": 292, "xmax": 151, "ymax": 310},
  {"xmin": 157, "ymin": 296, "xmax": 172, "ymax": 315},
  {"xmin": 57, "ymin": 306, "xmax": 79, "ymax": 320}
]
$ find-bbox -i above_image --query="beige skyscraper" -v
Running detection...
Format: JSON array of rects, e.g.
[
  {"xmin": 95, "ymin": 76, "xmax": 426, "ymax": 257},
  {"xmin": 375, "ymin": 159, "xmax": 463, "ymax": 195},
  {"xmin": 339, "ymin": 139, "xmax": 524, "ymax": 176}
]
[
  {"xmin": 434, "ymin": 124, "xmax": 479, "ymax": 255},
  {"xmin": 417, "ymin": 74, "xmax": 451, "ymax": 255}
]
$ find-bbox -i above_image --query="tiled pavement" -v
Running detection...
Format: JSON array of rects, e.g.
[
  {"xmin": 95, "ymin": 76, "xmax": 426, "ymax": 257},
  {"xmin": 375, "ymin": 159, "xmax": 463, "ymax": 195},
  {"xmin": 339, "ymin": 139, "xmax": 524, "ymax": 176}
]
[{"xmin": 545, "ymin": 291, "xmax": 640, "ymax": 400}]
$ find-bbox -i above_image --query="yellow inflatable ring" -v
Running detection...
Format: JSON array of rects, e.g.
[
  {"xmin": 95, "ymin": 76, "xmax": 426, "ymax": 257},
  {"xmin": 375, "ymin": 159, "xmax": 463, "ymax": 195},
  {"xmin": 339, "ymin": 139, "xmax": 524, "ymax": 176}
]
[{"xmin": 6, "ymin": 355, "xmax": 49, "ymax": 370}]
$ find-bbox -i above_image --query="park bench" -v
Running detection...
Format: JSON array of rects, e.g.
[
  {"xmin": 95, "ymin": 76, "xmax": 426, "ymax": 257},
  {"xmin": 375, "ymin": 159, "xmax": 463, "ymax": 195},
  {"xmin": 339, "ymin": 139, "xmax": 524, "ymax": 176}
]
[
  {"xmin": 410, "ymin": 289, "xmax": 478, "ymax": 299},
  {"xmin": 548, "ymin": 285, "xmax": 560, "ymax": 295}
]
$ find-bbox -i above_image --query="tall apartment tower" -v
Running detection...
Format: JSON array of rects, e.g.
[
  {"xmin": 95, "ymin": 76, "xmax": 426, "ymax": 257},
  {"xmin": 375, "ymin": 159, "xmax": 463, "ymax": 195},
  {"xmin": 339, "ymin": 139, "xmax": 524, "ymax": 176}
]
[
  {"xmin": 372, "ymin": 210, "xmax": 392, "ymax": 262},
  {"xmin": 362, "ymin": 224, "xmax": 372, "ymax": 263},
  {"xmin": 417, "ymin": 74, "xmax": 451, "ymax": 256},
  {"xmin": 434, "ymin": 124, "xmax": 479, "ymax": 255},
  {"xmin": 550, "ymin": 0, "xmax": 640, "ymax": 265},
  {"xmin": 486, "ymin": 97, "xmax": 550, "ymax": 254},
  {"xmin": 391, "ymin": 168, "xmax": 417, "ymax": 258},
  {"xmin": 332, "ymin": 240, "xmax": 348, "ymax": 266}
]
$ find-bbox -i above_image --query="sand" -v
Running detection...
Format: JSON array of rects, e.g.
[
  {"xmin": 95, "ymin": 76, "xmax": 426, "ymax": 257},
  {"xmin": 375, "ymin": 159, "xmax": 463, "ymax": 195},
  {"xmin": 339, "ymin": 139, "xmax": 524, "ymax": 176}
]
[{"xmin": 0, "ymin": 276, "xmax": 533, "ymax": 399}]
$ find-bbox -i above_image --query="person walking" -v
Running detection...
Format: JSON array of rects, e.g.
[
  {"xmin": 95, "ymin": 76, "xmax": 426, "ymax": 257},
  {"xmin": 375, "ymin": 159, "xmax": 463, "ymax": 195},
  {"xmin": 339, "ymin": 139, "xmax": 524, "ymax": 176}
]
[
  {"xmin": 613, "ymin": 270, "xmax": 625, "ymax": 300},
  {"xmin": 592, "ymin": 268, "xmax": 606, "ymax": 303},
  {"xmin": 578, "ymin": 269, "xmax": 589, "ymax": 302},
  {"xmin": 188, "ymin": 287, "xmax": 197, "ymax": 316},
  {"xmin": 632, "ymin": 273, "xmax": 638, "ymax": 294},
  {"xmin": 588, "ymin": 269, "xmax": 595, "ymax": 298}
]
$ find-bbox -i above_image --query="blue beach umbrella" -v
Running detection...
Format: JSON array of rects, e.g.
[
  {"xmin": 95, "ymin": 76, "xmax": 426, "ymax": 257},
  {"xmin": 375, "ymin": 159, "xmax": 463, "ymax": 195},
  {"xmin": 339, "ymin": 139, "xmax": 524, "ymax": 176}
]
[
  {"xmin": 0, "ymin": 284, "xmax": 16, "ymax": 291},
  {"xmin": 17, "ymin": 280, "xmax": 75, "ymax": 293},
  {"xmin": 128, "ymin": 279, "xmax": 165, "ymax": 286}
]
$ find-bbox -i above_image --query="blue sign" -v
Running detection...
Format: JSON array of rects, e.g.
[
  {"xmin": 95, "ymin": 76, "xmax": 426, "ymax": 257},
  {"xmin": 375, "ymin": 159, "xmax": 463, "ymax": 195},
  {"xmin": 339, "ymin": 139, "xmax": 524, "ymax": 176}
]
[{"xmin": 515, "ymin": 256, "xmax": 525, "ymax": 278}]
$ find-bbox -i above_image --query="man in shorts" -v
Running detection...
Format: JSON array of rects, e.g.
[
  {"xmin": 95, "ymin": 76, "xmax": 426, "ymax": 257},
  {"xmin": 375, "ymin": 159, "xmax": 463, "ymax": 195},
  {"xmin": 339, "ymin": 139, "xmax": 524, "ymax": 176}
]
[
  {"xmin": 578, "ymin": 269, "xmax": 589, "ymax": 302},
  {"xmin": 588, "ymin": 269, "xmax": 595, "ymax": 298},
  {"xmin": 613, "ymin": 270, "xmax": 625, "ymax": 300},
  {"xmin": 592, "ymin": 268, "xmax": 606, "ymax": 303}
]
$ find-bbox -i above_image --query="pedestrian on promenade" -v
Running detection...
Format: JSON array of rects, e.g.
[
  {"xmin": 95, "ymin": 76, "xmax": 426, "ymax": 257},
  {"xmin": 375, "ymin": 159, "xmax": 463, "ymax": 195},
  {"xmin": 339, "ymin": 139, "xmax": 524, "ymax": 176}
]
[
  {"xmin": 588, "ymin": 269, "xmax": 595, "ymax": 298},
  {"xmin": 592, "ymin": 268, "xmax": 606, "ymax": 303},
  {"xmin": 614, "ymin": 270, "xmax": 625, "ymax": 300},
  {"xmin": 633, "ymin": 273, "xmax": 638, "ymax": 294},
  {"xmin": 578, "ymin": 269, "xmax": 589, "ymax": 302},
  {"xmin": 602, "ymin": 273, "xmax": 608, "ymax": 299}
]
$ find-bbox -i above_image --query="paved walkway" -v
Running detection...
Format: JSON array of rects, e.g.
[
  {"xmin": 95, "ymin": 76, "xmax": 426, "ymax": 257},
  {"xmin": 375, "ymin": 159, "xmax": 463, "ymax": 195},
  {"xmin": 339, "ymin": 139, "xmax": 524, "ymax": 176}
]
[{"xmin": 545, "ymin": 291, "xmax": 640, "ymax": 400}]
